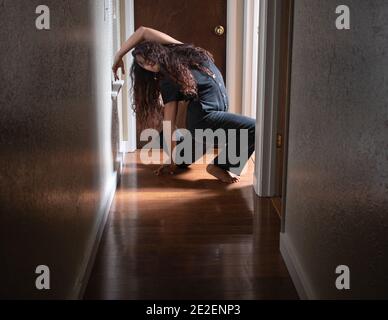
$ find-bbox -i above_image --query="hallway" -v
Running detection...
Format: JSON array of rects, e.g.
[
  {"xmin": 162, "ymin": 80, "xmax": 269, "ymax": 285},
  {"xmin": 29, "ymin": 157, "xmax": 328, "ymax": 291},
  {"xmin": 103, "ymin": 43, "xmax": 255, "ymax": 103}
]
[{"xmin": 84, "ymin": 151, "xmax": 298, "ymax": 299}]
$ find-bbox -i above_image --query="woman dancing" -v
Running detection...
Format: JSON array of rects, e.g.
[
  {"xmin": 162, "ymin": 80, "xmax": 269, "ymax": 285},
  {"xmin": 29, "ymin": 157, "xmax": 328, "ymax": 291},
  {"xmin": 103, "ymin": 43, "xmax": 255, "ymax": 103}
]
[{"xmin": 112, "ymin": 26, "xmax": 255, "ymax": 184}]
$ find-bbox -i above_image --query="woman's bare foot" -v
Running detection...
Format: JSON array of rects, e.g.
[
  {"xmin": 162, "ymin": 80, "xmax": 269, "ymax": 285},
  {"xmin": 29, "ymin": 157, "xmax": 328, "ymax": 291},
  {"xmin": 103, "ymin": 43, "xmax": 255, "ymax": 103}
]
[{"xmin": 206, "ymin": 164, "xmax": 241, "ymax": 183}]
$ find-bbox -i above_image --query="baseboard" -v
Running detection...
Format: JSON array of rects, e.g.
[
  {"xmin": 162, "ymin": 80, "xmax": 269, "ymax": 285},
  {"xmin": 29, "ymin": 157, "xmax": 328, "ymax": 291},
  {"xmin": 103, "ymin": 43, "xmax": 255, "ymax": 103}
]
[
  {"xmin": 280, "ymin": 233, "xmax": 316, "ymax": 300},
  {"xmin": 70, "ymin": 171, "xmax": 118, "ymax": 299}
]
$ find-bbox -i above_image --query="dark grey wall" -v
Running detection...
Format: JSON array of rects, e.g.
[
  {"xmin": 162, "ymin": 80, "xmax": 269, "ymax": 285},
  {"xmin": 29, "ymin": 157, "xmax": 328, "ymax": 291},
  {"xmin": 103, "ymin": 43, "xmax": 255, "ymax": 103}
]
[
  {"xmin": 284, "ymin": 0, "xmax": 388, "ymax": 299},
  {"xmin": 0, "ymin": 0, "xmax": 119, "ymax": 299}
]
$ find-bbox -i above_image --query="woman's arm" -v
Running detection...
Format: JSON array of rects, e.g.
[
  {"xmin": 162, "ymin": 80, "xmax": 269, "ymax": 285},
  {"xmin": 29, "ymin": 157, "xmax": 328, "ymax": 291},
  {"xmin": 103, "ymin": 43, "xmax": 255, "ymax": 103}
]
[
  {"xmin": 117, "ymin": 26, "xmax": 183, "ymax": 59},
  {"xmin": 154, "ymin": 101, "xmax": 179, "ymax": 175},
  {"xmin": 113, "ymin": 26, "xmax": 182, "ymax": 80}
]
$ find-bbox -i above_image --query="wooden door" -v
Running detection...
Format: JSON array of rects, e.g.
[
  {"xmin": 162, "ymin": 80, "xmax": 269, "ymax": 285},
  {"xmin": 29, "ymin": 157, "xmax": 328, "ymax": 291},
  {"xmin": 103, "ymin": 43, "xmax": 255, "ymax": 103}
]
[{"xmin": 134, "ymin": 0, "xmax": 227, "ymax": 148}]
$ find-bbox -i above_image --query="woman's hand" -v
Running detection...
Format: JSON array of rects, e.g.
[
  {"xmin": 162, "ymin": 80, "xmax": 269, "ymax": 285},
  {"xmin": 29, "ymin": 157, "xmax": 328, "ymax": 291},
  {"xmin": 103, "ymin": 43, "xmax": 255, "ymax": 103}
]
[
  {"xmin": 154, "ymin": 163, "xmax": 178, "ymax": 176},
  {"xmin": 111, "ymin": 27, "xmax": 182, "ymax": 79},
  {"xmin": 112, "ymin": 54, "xmax": 125, "ymax": 81}
]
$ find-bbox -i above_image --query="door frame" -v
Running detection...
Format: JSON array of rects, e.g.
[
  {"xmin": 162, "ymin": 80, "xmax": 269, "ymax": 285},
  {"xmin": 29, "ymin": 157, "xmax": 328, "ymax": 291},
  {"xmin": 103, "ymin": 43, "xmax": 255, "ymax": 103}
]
[
  {"xmin": 253, "ymin": 0, "xmax": 295, "ymax": 219},
  {"xmin": 122, "ymin": 0, "xmax": 247, "ymax": 152},
  {"xmin": 242, "ymin": 0, "xmax": 260, "ymax": 118},
  {"xmin": 253, "ymin": 0, "xmax": 282, "ymax": 197},
  {"xmin": 120, "ymin": 0, "xmax": 288, "ymax": 200},
  {"xmin": 279, "ymin": 0, "xmax": 294, "ymax": 232},
  {"xmin": 120, "ymin": 0, "xmax": 137, "ymax": 153},
  {"xmin": 226, "ymin": 0, "xmax": 244, "ymax": 115},
  {"xmin": 252, "ymin": 0, "xmax": 295, "ymax": 201}
]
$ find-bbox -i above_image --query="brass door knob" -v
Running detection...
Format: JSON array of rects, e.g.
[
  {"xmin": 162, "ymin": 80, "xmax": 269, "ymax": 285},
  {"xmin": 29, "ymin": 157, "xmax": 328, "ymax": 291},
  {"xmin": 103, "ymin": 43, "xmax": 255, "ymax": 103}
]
[{"xmin": 214, "ymin": 25, "xmax": 225, "ymax": 36}]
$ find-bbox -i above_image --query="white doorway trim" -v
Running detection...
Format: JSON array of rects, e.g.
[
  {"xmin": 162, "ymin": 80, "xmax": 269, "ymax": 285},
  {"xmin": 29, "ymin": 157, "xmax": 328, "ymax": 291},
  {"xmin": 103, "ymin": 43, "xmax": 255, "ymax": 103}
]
[
  {"xmin": 122, "ymin": 0, "xmax": 280, "ymax": 199},
  {"xmin": 226, "ymin": 0, "xmax": 244, "ymax": 115},
  {"xmin": 122, "ymin": 0, "xmax": 245, "ymax": 151},
  {"xmin": 121, "ymin": 0, "xmax": 137, "ymax": 153},
  {"xmin": 122, "ymin": 0, "xmax": 280, "ymax": 198},
  {"xmin": 253, "ymin": 0, "xmax": 281, "ymax": 197},
  {"xmin": 242, "ymin": 0, "xmax": 260, "ymax": 118}
]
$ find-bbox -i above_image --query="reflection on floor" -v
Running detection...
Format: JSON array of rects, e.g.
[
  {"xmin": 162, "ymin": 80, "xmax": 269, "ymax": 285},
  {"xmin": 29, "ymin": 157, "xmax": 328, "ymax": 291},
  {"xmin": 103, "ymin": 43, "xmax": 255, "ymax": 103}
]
[{"xmin": 84, "ymin": 150, "xmax": 298, "ymax": 300}]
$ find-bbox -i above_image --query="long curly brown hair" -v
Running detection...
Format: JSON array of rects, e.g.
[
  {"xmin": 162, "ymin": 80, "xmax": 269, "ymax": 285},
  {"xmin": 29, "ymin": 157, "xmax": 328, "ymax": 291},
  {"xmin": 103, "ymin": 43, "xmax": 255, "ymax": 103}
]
[{"xmin": 130, "ymin": 41, "xmax": 215, "ymax": 127}]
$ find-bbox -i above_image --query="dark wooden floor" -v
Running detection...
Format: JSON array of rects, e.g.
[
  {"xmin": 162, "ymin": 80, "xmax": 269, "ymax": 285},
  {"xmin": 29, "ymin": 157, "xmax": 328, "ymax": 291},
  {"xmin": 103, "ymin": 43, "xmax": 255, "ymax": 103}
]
[{"xmin": 84, "ymin": 151, "xmax": 298, "ymax": 300}]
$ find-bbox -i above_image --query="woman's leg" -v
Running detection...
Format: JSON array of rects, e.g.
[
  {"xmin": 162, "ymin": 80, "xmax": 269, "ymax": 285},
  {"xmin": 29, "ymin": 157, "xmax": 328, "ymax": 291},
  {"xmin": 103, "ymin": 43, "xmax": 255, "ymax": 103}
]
[
  {"xmin": 159, "ymin": 111, "xmax": 255, "ymax": 181},
  {"xmin": 198, "ymin": 111, "xmax": 256, "ymax": 177}
]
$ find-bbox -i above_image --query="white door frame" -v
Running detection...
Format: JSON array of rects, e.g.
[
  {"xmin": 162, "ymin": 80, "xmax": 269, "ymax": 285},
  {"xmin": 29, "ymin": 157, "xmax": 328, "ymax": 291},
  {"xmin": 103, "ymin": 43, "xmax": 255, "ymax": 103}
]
[
  {"xmin": 121, "ymin": 0, "xmax": 137, "ymax": 153},
  {"xmin": 226, "ymin": 0, "xmax": 244, "ymax": 115},
  {"xmin": 112, "ymin": 0, "xmax": 124, "ymax": 146},
  {"xmin": 253, "ymin": 0, "xmax": 281, "ymax": 197},
  {"xmin": 228, "ymin": 0, "xmax": 284, "ymax": 198},
  {"xmin": 242, "ymin": 0, "xmax": 260, "ymax": 118},
  {"xmin": 122, "ymin": 0, "xmax": 246, "ymax": 152},
  {"xmin": 121, "ymin": 0, "xmax": 280, "ymax": 198}
]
